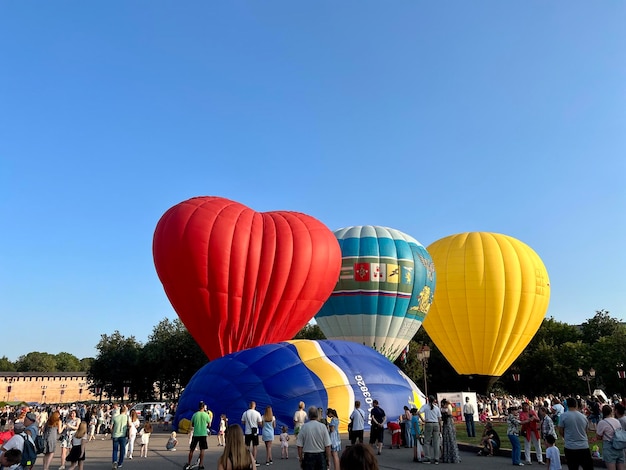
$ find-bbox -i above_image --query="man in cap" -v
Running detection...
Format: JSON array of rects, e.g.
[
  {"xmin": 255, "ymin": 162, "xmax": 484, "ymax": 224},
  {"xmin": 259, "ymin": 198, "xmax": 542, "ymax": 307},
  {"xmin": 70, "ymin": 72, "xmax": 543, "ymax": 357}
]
[{"xmin": 24, "ymin": 412, "xmax": 38, "ymax": 442}]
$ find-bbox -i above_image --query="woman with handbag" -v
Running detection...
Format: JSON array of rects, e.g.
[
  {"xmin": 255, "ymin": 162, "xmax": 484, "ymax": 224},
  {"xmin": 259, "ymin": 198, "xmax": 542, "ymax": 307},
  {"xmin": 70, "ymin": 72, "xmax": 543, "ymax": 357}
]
[
  {"xmin": 595, "ymin": 405, "xmax": 625, "ymax": 470},
  {"xmin": 59, "ymin": 409, "xmax": 80, "ymax": 470}
]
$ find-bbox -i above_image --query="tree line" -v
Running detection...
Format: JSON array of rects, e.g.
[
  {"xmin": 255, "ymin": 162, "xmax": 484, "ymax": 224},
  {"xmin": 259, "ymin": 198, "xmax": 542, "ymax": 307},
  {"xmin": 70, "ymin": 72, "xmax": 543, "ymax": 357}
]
[{"xmin": 1, "ymin": 310, "xmax": 623, "ymax": 401}]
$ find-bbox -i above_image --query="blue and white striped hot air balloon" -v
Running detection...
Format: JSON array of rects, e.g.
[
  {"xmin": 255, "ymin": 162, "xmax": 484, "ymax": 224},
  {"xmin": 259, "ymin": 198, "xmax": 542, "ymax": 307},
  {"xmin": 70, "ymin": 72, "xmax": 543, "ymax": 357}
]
[{"xmin": 315, "ymin": 226, "xmax": 436, "ymax": 361}]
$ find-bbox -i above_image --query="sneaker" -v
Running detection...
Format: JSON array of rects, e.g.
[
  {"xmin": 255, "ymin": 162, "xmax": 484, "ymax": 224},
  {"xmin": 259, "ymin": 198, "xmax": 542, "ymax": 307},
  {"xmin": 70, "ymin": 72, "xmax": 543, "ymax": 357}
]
[
  {"xmin": 423, "ymin": 462, "xmax": 430, "ymax": 465},
  {"xmin": 183, "ymin": 465, "xmax": 190, "ymax": 470},
  {"xmin": 255, "ymin": 463, "xmax": 261, "ymax": 467},
  {"xmin": 266, "ymin": 463, "xmax": 270, "ymax": 466},
  {"xmin": 434, "ymin": 461, "xmax": 439, "ymax": 465},
  {"xmin": 525, "ymin": 462, "xmax": 533, "ymax": 466},
  {"xmin": 112, "ymin": 464, "xmax": 118, "ymax": 470},
  {"xmin": 516, "ymin": 464, "xmax": 525, "ymax": 466}
]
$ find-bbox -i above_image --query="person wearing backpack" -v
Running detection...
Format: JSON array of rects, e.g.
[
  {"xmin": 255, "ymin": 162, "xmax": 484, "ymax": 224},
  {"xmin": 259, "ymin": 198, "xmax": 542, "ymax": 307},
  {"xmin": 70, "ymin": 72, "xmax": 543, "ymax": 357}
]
[
  {"xmin": 595, "ymin": 405, "xmax": 625, "ymax": 470},
  {"xmin": 0, "ymin": 421, "xmax": 37, "ymax": 470}
]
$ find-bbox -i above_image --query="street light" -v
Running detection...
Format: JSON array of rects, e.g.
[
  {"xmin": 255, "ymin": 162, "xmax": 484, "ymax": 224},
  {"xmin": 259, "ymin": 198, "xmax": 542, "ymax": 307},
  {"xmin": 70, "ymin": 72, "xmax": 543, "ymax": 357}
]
[
  {"xmin": 577, "ymin": 368, "xmax": 595, "ymax": 396},
  {"xmin": 416, "ymin": 345, "xmax": 431, "ymax": 397}
]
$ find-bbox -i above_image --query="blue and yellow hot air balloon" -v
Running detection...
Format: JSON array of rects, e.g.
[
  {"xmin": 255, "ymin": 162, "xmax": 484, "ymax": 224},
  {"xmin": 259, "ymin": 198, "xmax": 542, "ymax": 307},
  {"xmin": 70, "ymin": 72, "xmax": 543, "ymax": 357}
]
[
  {"xmin": 174, "ymin": 340, "xmax": 425, "ymax": 434},
  {"xmin": 423, "ymin": 232, "xmax": 550, "ymax": 390},
  {"xmin": 315, "ymin": 226, "xmax": 436, "ymax": 361}
]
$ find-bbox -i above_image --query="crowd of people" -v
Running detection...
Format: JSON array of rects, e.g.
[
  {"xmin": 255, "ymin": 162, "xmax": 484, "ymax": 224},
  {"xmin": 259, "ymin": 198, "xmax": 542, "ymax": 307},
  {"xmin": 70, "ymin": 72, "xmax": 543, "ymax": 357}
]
[
  {"xmin": 0, "ymin": 401, "xmax": 177, "ymax": 469},
  {"xmin": 3, "ymin": 392, "xmax": 626, "ymax": 470}
]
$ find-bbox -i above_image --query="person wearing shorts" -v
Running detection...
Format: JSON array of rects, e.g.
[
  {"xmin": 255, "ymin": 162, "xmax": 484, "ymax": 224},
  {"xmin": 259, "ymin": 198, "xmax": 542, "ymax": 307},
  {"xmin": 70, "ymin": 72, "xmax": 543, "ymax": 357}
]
[
  {"xmin": 241, "ymin": 401, "xmax": 263, "ymax": 465},
  {"xmin": 184, "ymin": 401, "xmax": 211, "ymax": 470}
]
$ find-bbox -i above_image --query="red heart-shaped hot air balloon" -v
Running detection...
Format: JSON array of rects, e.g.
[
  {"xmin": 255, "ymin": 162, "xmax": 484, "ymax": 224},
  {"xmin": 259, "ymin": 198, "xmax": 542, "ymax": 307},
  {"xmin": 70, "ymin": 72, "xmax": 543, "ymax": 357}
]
[{"xmin": 153, "ymin": 196, "xmax": 342, "ymax": 360}]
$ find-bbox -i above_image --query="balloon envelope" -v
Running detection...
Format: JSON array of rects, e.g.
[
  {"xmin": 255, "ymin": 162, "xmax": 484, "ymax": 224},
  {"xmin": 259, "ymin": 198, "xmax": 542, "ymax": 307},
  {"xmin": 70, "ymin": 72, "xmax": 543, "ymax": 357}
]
[
  {"xmin": 153, "ymin": 196, "xmax": 341, "ymax": 360},
  {"xmin": 423, "ymin": 232, "xmax": 550, "ymax": 378},
  {"xmin": 315, "ymin": 226, "xmax": 436, "ymax": 360},
  {"xmin": 173, "ymin": 340, "xmax": 425, "ymax": 434}
]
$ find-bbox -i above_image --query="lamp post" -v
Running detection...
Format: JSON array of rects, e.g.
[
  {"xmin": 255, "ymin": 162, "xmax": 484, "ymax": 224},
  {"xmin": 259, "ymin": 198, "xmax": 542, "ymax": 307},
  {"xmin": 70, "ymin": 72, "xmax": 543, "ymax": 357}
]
[
  {"xmin": 416, "ymin": 345, "xmax": 431, "ymax": 397},
  {"xmin": 577, "ymin": 368, "xmax": 595, "ymax": 396}
]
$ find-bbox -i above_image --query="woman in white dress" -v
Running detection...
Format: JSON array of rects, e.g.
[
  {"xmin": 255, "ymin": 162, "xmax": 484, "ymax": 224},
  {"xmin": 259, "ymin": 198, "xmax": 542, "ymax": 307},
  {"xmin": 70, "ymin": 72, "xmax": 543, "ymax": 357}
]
[{"xmin": 126, "ymin": 410, "xmax": 140, "ymax": 459}]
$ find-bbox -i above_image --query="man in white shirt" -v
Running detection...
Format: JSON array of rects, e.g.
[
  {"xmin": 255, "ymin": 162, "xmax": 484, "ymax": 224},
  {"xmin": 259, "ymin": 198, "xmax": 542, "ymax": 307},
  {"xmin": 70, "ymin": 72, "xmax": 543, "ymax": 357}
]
[
  {"xmin": 349, "ymin": 401, "xmax": 366, "ymax": 445},
  {"xmin": 297, "ymin": 407, "xmax": 331, "ymax": 470},
  {"xmin": 463, "ymin": 397, "xmax": 475, "ymax": 437},
  {"xmin": 241, "ymin": 401, "xmax": 263, "ymax": 466}
]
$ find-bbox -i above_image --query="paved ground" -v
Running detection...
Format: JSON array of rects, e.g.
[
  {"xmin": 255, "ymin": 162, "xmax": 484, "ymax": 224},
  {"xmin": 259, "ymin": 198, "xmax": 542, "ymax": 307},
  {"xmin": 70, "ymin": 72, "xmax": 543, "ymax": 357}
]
[{"xmin": 41, "ymin": 430, "xmax": 529, "ymax": 470}]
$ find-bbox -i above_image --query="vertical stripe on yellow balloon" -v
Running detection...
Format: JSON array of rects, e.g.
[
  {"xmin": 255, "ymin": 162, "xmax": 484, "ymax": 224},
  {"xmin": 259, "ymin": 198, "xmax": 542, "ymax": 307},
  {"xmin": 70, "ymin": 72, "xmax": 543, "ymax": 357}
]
[{"xmin": 287, "ymin": 340, "xmax": 354, "ymax": 433}]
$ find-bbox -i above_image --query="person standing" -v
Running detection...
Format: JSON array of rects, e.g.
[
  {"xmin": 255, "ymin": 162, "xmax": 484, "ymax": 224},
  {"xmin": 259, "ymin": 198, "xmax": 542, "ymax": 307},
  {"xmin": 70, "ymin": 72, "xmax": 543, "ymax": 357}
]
[
  {"xmin": 42, "ymin": 411, "xmax": 62, "ymax": 470},
  {"xmin": 297, "ymin": 407, "xmax": 331, "ymax": 470},
  {"xmin": 520, "ymin": 402, "xmax": 544, "ymax": 465},
  {"xmin": 595, "ymin": 404, "xmax": 624, "ymax": 470},
  {"xmin": 402, "ymin": 406, "xmax": 413, "ymax": 448},
  {"xmin": 241, "ymin": 401, "xmax": 263, "ymax": 466},
  {"xmin": 261, "ymin": 406, "xmax": 276, "ymax": 466},
  {"xmin": 111, "ymin": 405, "xmax": 129, "ymax": 469},
  {"xmin": 125, "ymin": 409, "xmax": 140, "ymax": 459},
  {"xmin": 349, "ymin": 401, "xmax": 366, "ymax": 445},
  {"xmin": 463, "ymin": 397, "xmax": 476, "ymax": 438},
  {"xmin": 540, "ymin": 406, "xmax": 558, "ymax": 443},
  {"xmin": 327, "ymin": 409, "xmax": 341, "ymax": 470},
  {"xmin": 440, "ymin": 399, "xmax": 461, "ymax": 463},
  {"xmin": 419, "ymin": 395, "xmax": 442, "ymax": 464},
  {"xmin": 369, "ymin": 400, "xmax": 386, "ymax": 455},
  {"xmin": 293, "ymin": 402, "xmax": 307, "ymax": 437},
  {"xmin": 60, "ymin": 409, "xmax": 81, "ymax": 470},
  {"xmin": 507, "ymin": 406, "xmax": 524, "ymax": 466},
  {"xmin": 557, "ymin": 397, "xmax": 593, "ymax": 470},
  {"xmin": 184, "ymin": 401, "xmax": 212, "ymax": 470},
  {"xmin": 410, "ymin": 408, "xmax": 424, "ymax": 463}
]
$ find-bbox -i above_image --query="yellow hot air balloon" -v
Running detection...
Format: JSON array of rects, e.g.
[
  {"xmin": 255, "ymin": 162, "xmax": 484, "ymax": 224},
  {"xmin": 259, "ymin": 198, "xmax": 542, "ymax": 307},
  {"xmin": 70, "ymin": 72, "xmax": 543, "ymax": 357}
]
[{"xmin": 423, "ymin": 232, "xmax": 550, "ymax": 385}]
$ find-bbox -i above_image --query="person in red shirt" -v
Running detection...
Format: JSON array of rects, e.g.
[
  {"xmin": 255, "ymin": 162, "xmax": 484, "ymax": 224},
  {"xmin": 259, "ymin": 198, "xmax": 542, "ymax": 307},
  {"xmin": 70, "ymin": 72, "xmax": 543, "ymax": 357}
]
[
  {"xmin": 387, "ymin": 421, "xmax": 401, "ymax": 449},
  {"xmin": 520, "ymin": 402, "xmax": 544, "ymax": 465}
]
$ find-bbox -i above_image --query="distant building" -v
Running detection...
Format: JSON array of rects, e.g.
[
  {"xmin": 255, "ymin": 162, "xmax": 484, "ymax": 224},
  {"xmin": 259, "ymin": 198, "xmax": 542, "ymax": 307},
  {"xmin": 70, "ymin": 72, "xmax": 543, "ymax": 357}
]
[{"xmin": 0, "ymin": 372, "xmax": 95, "ymax": 403}]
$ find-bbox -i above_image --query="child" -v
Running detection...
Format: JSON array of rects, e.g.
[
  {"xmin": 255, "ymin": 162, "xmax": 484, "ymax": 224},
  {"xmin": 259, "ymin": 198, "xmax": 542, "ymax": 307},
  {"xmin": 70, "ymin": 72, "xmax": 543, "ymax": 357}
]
[
  {"xmin": 67, "ymin": 421, "xmax": 88, "ymax": 470},
  {"xmin": 279, "ymin": 425, "xmax": 290, "ymax": 459},
  {"xmin": 218, "ymin": 414, "xmax": 227, "ymax": 446},
  {"xmin": 140, "ymin": 422, "xmax": 152, "ymax": 457},
  {"xmin": 591, "ymin": 444, "xmax": 600, "ymax": 459},
  {"xmin": 410, "ymin": 408, "xmax": 424, "ymax": 462},
  {"xmin": 545, "ymin": 434, "xmax": 562, "ymax": 470},
  {"xmin": 166, "ymin": 431, "xmax": 178, "ymax": 451}
]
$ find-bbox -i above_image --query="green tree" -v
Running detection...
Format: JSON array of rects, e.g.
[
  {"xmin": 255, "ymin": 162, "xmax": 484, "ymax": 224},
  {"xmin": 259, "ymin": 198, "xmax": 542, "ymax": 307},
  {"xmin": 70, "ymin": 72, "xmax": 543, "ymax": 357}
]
[
  {"xmin": 15, "ymin": 352, "xmax": 57, "ymax": 372},
  {"xmin": 80, "ymin": 357, "xmax": 94, "ymax": 371},
  {"xmin": 580, "ymin": 310, "xmax": 624, "ymax": 344},
  {"xmin": 0, "ymin": 356, "xmax": 15, "ymax": 371},
  {"xmin": 55, "ymin": 352, "xmax": 82, "ymax": 372},
  {"xmin": 88, "ymin": 331, "xmax": 142, "ymax": 400},
  {"xmin": 142, "ymin": 318, "xmax": 207, "ymax": 401},
  {"xmin": 294, "ymin": 323, "xmax": 326, "ymax": 340}
]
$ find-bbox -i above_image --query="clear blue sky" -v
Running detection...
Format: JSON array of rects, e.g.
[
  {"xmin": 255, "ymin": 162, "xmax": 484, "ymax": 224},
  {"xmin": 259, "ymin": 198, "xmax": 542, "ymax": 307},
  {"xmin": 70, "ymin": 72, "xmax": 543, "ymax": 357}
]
[{"xmin": 1, "ymin": 2, "xmax": 624, "ymax": 361}]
